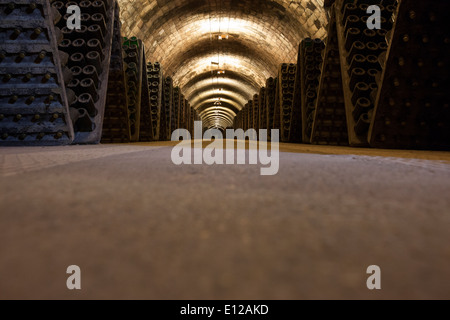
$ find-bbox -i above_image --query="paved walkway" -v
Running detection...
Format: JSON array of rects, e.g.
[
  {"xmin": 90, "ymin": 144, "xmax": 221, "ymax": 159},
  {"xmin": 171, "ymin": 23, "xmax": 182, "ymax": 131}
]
[{"xmin": 1, "ymin": 143, "xmax": 449, "ymax": 299}]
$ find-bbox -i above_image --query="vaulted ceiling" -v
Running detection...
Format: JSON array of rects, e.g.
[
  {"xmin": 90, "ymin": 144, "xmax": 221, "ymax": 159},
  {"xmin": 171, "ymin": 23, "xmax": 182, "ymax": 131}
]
[{"xmin": 117, "ymin": 0, "xmax": 329, "ymax": 129}]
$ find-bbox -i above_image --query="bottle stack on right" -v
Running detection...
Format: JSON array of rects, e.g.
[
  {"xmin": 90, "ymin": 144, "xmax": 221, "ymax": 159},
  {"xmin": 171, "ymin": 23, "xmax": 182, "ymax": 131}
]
[{"xmin": 333, "ymin": 0, "xmax": 449, "ymax": 149}]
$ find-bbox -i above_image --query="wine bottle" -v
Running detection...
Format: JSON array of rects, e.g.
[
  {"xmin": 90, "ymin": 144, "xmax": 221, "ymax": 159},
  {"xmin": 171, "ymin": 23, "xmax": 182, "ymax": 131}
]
[
  {"xmin": 91, "ymin": 13, "xmax": 107, "ymax": 35},
  {"xmin": 92, "ymin": 1, "xmax": 107, "ymax": 17},
  {"xmin": 23, "ymin": 73, "xmax": 32, "ymax": 82},
  {"xmin": 353, "ymin": 98, "xmax": 372, "ymax": 122},
  {"xmin": 26, "ymin": 96, "xmax": 36, "ymax": 104},
  {"xmin": 80, "ymin": 78, "xmax": 99, "ymax": 102},
  {"xmin": 82, "ymin": 65, "xmax": 99, "ymax": 86},
  {"xmin": 355, "ymin": 113, "xmax": 371, "ymax": 136},
  {"xmin": 30, "ymin": 28, "xmax": 43, "ymax": 40},
  {"xmin": 27, "ymin": 3, "xmax": 37, "ymax": 14},
  {"xmin": 49, "ymin": 113, "xmax": 59, "ymax": 122},
  {"xmin": 87, "ymin": 39, "xmax": 104, "ymax": 59},
  {"xmin": 10, "ymin": 28, "xmax": 22, "ymax": 40},
  {"xmin": 9, "ymin": 95, "xmax": 18, "ymax": 104},
  {"xmin": 80, "ymin": 1, "xmax": 93, "ymax": 14},
  {"xmin": 35, "ymin": 50, "xmax": 46, "ymax": 64},
  {"xmin": 352, "ymin": 82, "xmax": 370, "ymax": 108},
  {"xmin": 72, "ymin": 38, "xmax": 87, "ymax": 54},
  {"xmin": 69, "ymin": 52, "xmax": 85, "ymax": 68},
  {"xmin": 41, "ymin": 73, "xmax": 52, "ymax": 83},
  {"xmin": 15, "ymin": 51, "xmax": 26, "ymax": 63},
  {"xmin": 77, "ymin": 93, "xmax": 97, "ymax": 116},
  {"xmin": 86, "ymin": 51, "xmax": 102, "ymax": 73}
]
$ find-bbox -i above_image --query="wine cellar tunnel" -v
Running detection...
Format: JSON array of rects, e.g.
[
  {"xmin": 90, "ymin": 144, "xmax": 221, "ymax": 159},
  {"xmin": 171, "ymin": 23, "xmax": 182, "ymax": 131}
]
[
  {"xmin": 0, "ymin": 0, "xmax": 448, "ymax": 147},
  {"xmin": 1, "ymin": 0, "xmax": 450, "ymax": 300},
  {"xmin": 116, "ymin": 0, "xmax": 328, "ymax": 132}
]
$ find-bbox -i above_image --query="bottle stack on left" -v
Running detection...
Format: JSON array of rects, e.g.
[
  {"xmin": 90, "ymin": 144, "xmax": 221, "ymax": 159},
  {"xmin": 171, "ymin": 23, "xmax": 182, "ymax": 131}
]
[
  {"xmin": 0, "ymin": 0, "xmax": 117, "ymax": 146},
  {"xmin": 0, "ymin": 0, "xmax": 74, "ymax": 145}
]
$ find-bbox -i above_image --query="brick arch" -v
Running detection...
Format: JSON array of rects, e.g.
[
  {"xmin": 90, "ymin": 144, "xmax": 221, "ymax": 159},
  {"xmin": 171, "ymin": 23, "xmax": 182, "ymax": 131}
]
[{"xmin": 117, "ymin": 0, "xmax": 328, "ymax": 129}]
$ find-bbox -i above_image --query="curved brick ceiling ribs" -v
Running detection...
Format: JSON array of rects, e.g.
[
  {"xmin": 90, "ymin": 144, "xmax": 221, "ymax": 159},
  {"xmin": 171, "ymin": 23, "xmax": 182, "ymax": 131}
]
[{"xmin": 118, "ymin": 0, "xmax": 328, "ymax": 129}]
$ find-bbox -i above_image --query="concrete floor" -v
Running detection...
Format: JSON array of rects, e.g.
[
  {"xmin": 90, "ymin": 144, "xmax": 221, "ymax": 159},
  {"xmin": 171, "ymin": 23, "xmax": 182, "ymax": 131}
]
[{"xmin": 0, "ymin": 142, "xmax": 449, "ymax": 299}]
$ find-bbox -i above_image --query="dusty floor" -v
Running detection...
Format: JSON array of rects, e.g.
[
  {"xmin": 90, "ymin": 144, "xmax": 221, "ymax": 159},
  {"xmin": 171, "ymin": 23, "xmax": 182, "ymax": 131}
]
[{"xmin": 0, "ymin": 142, "xmax": 449, "ymax": 299}]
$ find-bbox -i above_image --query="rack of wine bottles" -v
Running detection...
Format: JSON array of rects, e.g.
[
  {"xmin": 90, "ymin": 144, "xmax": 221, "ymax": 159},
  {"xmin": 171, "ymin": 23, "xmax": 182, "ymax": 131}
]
[
  {"xmin": 233, "ymin": 108, "xmax": 242, "ymax": 130},
  {"xmin": 102, "ymin": 2, "xmax": 130, "ymax": 143},
  {"xmin": 329, "ymin": 0, "xmax": 449, "ymax": 149},
  {"xmin": 159, "ymin": 76, "xmax": 173, "ymax": 141},
  {"xmin": 246, "ymin": 100, "xmax": 252, "ymax": 131},
  {"xmin": 234, "ymin": 102, "xmax": 243, "ymax": 131},
  {"xmin": 190, "ymin": 104, "xmax": 199, "ymax": 136},
  {"xmin": 257, "ymin": 87, "xmax": 266, "ymax": 131},
  {"xmin": 278, "ymin": 63, "xmax": 298, "ymax": 142},
  {"xmin": 119, "ymin": 36, "xmax": 141, "ymax": 142},
  {"xmin": 171, "ymin": 87, "xmax": 181, "ymax": 134},
  {"xmin": 368, "ymin": 0, "xmax": 449, "ymax": 149},
  {"xmin": 230, "ymin": 1, "xmax": 448, "ymax": 150},
  {"xmin": 310, "ymin": 5, "xmax": 349, "ymax": 146},
  {"xmin": 142, "ymin": 61, "xmax": 162, "ymax": 141},
  {"xmin": 186, "ymin": 99, "xmax": 195, "ymax": 135},
  {"xmin": 252, "ymin": 94, "xmax": 259, "ymax": 131},
  {"xmin": 179, "ymin": 94, "xmax": 187, "ymax": 130},
  {"xmin": 173, "ymin": 87, "xmax": 198, "ymax": 136},
  {"xmin": 0, "ymin": 0, "xmax": 74, "ymax": 145},
  {"xmin": 296, "ymin": 38, "xmax": 325, "ymax": 143},
  {"xmin": 138, "ymin": 49, "xmax": 151, "ymax": 141},
  {"xmin": 336, "ymin": 0, "xmax": 395, "ymax": 146},
  {"xmin": 290, "ymin": 50, "xmax": 302, "ymax": 143},
  {"xmin": 55, "ymin": 0, "xmax": 115, "ymax": 144},
  {"xmin": 265, "ymin": 77, "xmax": 277, "ymax": 140}
]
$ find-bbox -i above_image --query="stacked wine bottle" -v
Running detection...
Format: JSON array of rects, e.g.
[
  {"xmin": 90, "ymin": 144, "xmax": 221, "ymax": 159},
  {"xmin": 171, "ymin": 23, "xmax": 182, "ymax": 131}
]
[
  {"xmin": 369, "ymin": 0, "xmax": 450, "ymax": 149},
  {"xmin": 336, "ymin": 0, "xmax": 396, "ymax": 146},
  {"xmin": 55, "ymin": 0, "xmax": 115, "ymax": 144},
  {"xmin": 257, "ymin": 87, "xmax": 266, "ymax": 132},
  {"xmin": 102, "ymin": 2, "xmax": 130, "ymax": 143},
  {"xmin": 0, "ymin": 0, "xmax": 74, "ymax": 145},
  {"xmin": 265, "ymin": 77, "xmax": 277, "ymax": 140},
  {"xmin": 171, "ymin": 87, "xmax": 181, "ymax": 134},
  {"xmin": 252, "ymin": 94, "xmax": 260, "ymax": 131},
  {"xmin": 145, "ymin": 61, "xmax": 162, "ymax": 141},
  {"xmin": 310, "ymin": 5, "xmax": 349, "ymax": 146},
  {"xmin": 160, "ymin": 76, "xmax": 173, "ymax": 141},
  {"xmin": 297, "ymin": 38, "xmax": 325, "ymax": 143},
  {"xmin": 275, "ymin": 63, "xmax": 297, "ymax": 142}
]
